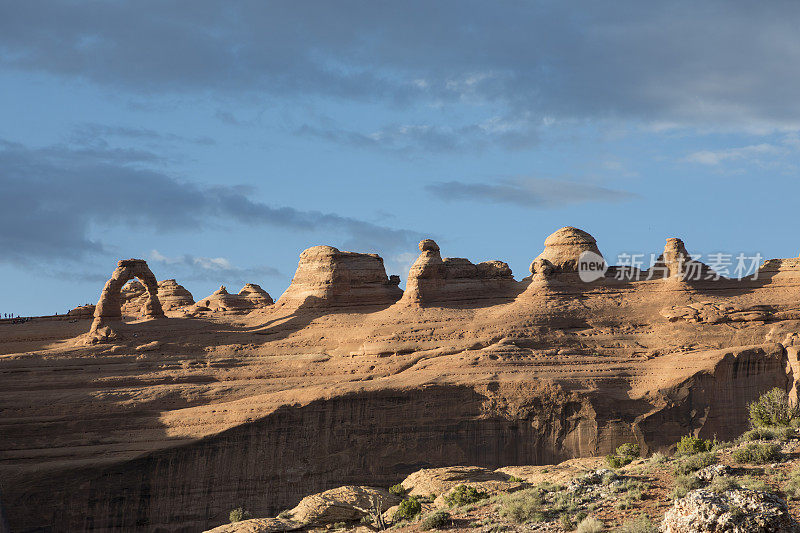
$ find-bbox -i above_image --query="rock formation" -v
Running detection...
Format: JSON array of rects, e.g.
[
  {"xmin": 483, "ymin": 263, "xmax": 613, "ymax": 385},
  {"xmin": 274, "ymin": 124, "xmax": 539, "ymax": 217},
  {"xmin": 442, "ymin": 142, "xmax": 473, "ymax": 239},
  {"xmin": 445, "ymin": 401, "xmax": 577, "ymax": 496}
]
[
  {"xmin": 6, "ymin": 229, "xmax": 800, "ymax": 530},
  {"xmin": 400, "ymin": 239, "xmax": 517, "ymax": 305},
  {"xmin": 647, "ymin": 237, "xmax": 717, "ymax": 280},
  {"xmin": 195, "ymin": 286, "xmax": 251, "ymax": 312},
  {"xmin": 67, "ymin": 304, "xmax": 95, "ymax": 318},
  {"xmin": 91, "ymin": 259, "xmax": 164, "ymax": 333},
  {"xmin": 530, "ymin": 226, "xmax": 604, "ymax": 276},
  {"xmin": 157, "ymin": 279, "xmax": 195, "ymax": 310},
  {"xmin": 238, "ymin": 283, "xmax": 273, "ymax": 307},
  {"xmin": 120, "ymin": 279, "xmax": 147, "ymax": 315},
  {"xmin": 275, "ymin": 245, "xmax": 402, "ymax": 308}
]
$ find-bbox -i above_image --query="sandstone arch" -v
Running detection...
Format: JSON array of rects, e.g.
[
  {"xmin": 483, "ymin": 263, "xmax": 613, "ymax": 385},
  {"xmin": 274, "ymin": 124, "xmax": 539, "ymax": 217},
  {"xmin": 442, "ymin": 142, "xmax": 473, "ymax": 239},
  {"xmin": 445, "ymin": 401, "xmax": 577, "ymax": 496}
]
[{"xmin": 91, "ymin": 259, "xmax": 164, "ymax": 332}]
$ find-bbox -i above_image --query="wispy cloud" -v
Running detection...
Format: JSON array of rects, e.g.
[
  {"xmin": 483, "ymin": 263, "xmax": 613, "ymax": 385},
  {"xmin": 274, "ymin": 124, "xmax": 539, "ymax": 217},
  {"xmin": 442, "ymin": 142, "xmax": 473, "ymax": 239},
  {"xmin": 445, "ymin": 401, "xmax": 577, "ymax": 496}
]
[
  {"xmin": 426, "ymin": 177, "xmax": 636, "ymax": 209},
  {"xmin": 148, "ymin": 250, "xmax": 281, "ymax": 283},
  {"xmin": 0, "ymin": 139, "xmax": 422, "ymax": 267},
  {"xmin": 684, "ymin": 143, "xmax": 782, "ymax": 165}
]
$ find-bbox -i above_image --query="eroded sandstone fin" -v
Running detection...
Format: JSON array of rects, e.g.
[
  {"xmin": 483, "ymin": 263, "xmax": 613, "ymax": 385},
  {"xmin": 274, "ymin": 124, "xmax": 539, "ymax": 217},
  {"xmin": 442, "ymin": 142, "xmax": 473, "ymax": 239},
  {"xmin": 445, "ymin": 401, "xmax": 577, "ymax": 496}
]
[
  {"xmin": 275, "ymin": 245, "xmax": 402, "ymax": 309},
  {"xmin": 399, "ymin": 239, "xmax": 516, "ymax": 306}
]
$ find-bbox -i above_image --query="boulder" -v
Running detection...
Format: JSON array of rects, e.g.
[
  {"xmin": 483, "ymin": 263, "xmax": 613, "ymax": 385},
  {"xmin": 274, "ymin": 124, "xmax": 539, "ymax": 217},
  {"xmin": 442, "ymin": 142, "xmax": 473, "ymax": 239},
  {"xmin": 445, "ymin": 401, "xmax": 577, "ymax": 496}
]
[
  {"xmin": 157, "ymin": 279, "xmax": 194, "ymax": 310},
  {"xmin": 662, "ymin": 489, "xmax": 800, "ymax": 533},
  {"xmin": 400, "ymin": 239, "xmax": 517, "ymax": 305},
  {"xmin": 275, "ymin": 246, "xmax": 402, "ymax": 308},
  {"xmin": 285, "ymin": 485, "xmax": 399, "ymax": 525}
]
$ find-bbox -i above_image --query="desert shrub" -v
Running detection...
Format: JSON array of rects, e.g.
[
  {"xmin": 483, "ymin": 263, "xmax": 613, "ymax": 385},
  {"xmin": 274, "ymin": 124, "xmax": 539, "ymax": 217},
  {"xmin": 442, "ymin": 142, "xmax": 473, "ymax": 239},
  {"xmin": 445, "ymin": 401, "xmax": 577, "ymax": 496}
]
[
  {"xmin": 672, "ymin": 452, "xmax": 717, "ymax": 475},
  {"xmin": 332, "ymin": 522, "xmax": 347, "ymax": 530},
  {"xmin": 388, "ymin": 483, "xmax": 406, "ymax": 496},
  {"xmin": 395, "ymin": 497, "xmax": 422, "ymax": 519},
  {"xmin": 648, "ymin": 451, "xmax": 668, "ymax": 464},
  {"xmin": 276, "ymin": 510, "xmax": 293, "ymax": 519},
  {"xmin": 615, "ymin": 498, "xmax": 633, "ymax": 510},
  {"xmin": 606, "ymin": 442, "xmax": 641, "ymax": 468},
  {"xmin": 616, "ymin": 443, "xmax": 641, "ymax": 458},
  {"xmin": 624, "ymin": 479, "xmax": 648, "ymax": 500},
  {"xmin": 560, "ymin": 512, "xmax": 574, "ymax": 531},
  {"xmin": 739, "ymin": 475, "xmax": 770, "ymax": 492},
  {"xmin": 507, "ymin": 475, "xmax": 524, "ymax": 483},
  {"xmin": 574, "ymin": 511, "xmax": 588, "ymax": 523},
  {"xmin": 601, "ymin": 471, "xmax": 617, "ymax": 485},
  {"xmin": 709, "ymin": 476, "xmax": 740, "ymax": 494},
  {"xmin": 498, "ymin": 489, "xmax": 543, "ymax": 523},
  {"xmin": 420, "ymin": 511, "xmax": 450, "ymax": 531},
  {"xmin": 552, "ymin": 490, "xmax": 579, "ymax": 513},
  {"xmin": 444, "ymin": 484, "xmax": 488, "ymax": 506},
  {"xmin": 575, "ymin": 516, "xmax": 604, "ymax": 533},
  {"xmin": 676, "ymin": 435, "xmax": 713, "ymax": 455},
  {"xmin": 617, "ymin": 515, "xmax": 657, "ymax": 533},
  {"xmin": 740, "ymin": 426, "xmax": 795, "ymax": 442},
  {"xmin": 749, "ymin": 388, "xmax": 799, "ymax": 427},
  {"xmin": 672, "ymin": 474, "xmax": 703, "ymax": 498},
  {"xmin": 732, "ymin": 442, "xmax": 781, "ymax": 464},
  {"xmin": 783, "ymin": 468, "xmax": 800, "ymax": 499},
  {"xmin": 229, "ymin": 507, "xmax": 251, "ymax": 523}
]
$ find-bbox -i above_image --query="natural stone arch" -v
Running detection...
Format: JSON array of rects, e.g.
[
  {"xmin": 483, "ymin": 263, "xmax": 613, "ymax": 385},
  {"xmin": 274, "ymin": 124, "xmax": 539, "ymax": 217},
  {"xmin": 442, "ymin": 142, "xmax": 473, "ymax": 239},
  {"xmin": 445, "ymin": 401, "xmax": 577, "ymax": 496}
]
[{"xmin": 92, "ymin": 259, "xmax": 164, "ymax": 332}]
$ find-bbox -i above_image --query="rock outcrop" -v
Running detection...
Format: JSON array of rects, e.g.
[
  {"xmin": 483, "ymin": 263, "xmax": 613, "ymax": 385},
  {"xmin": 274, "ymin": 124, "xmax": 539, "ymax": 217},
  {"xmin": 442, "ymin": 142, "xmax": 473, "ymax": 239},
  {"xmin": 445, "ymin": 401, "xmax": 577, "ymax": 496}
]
[
  {"xmin": 194, "ymin": 284, "xmax": 274, "ymax": 313},
  {"xmin": 195, "ymin": 286, "xmax": 252, "ymax": 312},
  {"xmin": 400, "ymin": 239, "xmax": 517, "ymax": 305},
  {"xmin": 275, "ymin": 246, "xmax": 402, "ymax": 308},
  {"xmin": 157, "ymin": 279, "xmax": 195, "ymax": 310},
  {"xmin": 662, "ymin": 489, "xmax": 800, "ymax": 532},
  {"xmin": 647, "ymin": 237, "xmax": 717, "ymax": 280},
  {"xmin": 238, "ymin": 283, "xmax": 273, "ymax": 307},
  {"xmin": 67, "ymin": 304, "xmax": 95, "ymax": 319},
  {"xmin": 91, "ymin": 259, "xmax": 164, "ymax": 333},
  {"xmin": 530, "ymin": 226, "xmax": 603, "ymax": 276}
]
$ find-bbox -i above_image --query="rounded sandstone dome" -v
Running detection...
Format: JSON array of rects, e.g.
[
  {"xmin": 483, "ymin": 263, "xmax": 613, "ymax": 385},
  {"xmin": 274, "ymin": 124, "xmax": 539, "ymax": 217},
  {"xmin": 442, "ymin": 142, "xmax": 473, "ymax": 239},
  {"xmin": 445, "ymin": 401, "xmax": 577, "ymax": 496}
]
[
  {"xmin": 419, "ymin": 239, "xmax": 440, "ymax": 252},
  {"xmin": 300, "ymin": 245, "xmax": 340, "ymax": 259},
  {"xmin": 533, "ymin": 226, "xmax": 603, "ymax": 273}
]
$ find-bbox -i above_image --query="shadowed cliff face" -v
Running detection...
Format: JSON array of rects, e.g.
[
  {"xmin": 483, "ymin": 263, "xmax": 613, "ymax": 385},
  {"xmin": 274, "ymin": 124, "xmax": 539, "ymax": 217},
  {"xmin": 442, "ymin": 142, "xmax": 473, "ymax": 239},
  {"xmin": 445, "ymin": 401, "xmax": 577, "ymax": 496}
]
[{"xmin": 8, "ymin": 342, "xmax": 791, "ymax": 532}]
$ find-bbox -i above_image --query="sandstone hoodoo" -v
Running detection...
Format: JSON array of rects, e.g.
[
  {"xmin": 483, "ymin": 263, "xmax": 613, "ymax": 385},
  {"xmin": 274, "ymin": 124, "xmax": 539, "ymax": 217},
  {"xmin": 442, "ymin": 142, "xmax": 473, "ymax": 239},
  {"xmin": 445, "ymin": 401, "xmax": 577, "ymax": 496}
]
[
  {"xmin": 91, "ymin": 258, "xmax": 164, "ymax": 333},
  {"xmin": 530, "ymin": 226, "xmax": 604, "ymax": 276},
  {"xmin": 400, "ymin": 238, "xmax": 517, "ymax": 305},
  {"xmin": 6, "ymin": 229, "xmax": 800, "ymax": 531},
  {"xmin": 275, "ymin": 245, "xmax": 402, "ymax": 308},
  {"xmin": 157, "ymin": 279, "xmax": 195, "ymax": 310},
  {"xmin": 238, "ymin": 283, "xmax": 273, "ymax": 307},
  {"xmin": 648, "ymin": 237, "xmax": 717, "ymax": 280}
]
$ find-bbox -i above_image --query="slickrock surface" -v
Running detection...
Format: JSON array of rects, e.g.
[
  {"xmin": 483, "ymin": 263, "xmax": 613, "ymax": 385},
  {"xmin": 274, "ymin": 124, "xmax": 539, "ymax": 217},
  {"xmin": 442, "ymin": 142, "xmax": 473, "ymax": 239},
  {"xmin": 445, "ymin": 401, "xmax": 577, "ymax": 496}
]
[
  {"xmin": 275, "ymin": 245, "xmax": 402, "ymax": 309},
  {"xmin": 66, "ymin": 304, "xmax": 95, "ymax": 318},
  {"xmin": 2, "ymin": 228, "xmax": 800, "ymax": 531}
]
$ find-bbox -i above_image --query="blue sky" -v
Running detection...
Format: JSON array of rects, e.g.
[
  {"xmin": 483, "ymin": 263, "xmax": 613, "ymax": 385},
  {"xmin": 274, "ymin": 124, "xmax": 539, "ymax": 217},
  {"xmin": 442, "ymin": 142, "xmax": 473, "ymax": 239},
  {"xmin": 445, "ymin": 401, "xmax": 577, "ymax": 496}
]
[{"xmin": 2, "ymin": 1, "xmax": 800, "ymax": 316}]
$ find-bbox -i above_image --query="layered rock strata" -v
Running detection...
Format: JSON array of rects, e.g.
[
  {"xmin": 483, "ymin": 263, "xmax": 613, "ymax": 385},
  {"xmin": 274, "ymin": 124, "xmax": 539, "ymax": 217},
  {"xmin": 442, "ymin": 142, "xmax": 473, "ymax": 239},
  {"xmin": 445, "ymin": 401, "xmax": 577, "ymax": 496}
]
[
  {"xmin": 157, "ymin": 279, "xmax": 195, "ymax": 310},
  {"xmin": 400, "ymin": 239, "xmax": 517, "ymax": 305},
  {"xmin": 275, "ymin": 245, "xmax": 402, "ymax": 308}
]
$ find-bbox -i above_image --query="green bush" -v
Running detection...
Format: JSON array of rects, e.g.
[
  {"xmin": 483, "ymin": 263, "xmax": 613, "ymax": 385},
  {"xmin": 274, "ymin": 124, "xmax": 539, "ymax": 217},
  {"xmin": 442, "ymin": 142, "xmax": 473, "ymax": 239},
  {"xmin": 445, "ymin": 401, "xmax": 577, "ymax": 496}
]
[
  {"xmin": 559, "ymin": 512, "xmax": 574, "ymax": 531},
  {"xmin": 749, "ymin": 388, "xmax": 799, "ymax": 427},
  {"xmin": 229, "ymin": 507, "xmax": 251, "ymax": 523},
  {"xmin": 617, "ymin": 515, "xmax": 657, "ymax": 533},
  {"xmin": 420, "ymin": 510, "xmax": 450, "ymax": 530},
  {"xmin": 507, "ymin": 475, "xmax": 524, "ymax": 483},
  {"xmin": 709, "ymin": 476, "xmax": 739, "ymax": 494},
  {"xmin": 740, "ymin": 426, "xmax": 795, "ymax": 442},
  {"xmin": 732, "ymin": 442, "xmax": 781, "ymax": 464},
  {"xmin": 388, "ymin": 483, "xmax": 407, "ymax": 496},
  {"xmin": 606, "ymin": 442, "xmax": 641, "ymax": 468},
  {"xmin": 783, "ymin": 468, "xmax": 800, "ymax": 499},
  {"xmin": 443, "ymin": 484, "xmax": 488, "ymax": 506},
  {"xmin": 498, "ymin": 489, "xmax": 543, "ymax": 524},
  {"xmin": 575, "ymin": 516, "xmax": 604, "ymax": 533},
  {"xmin": 672, "ymin": 474, "xmax": 703, "ymax": 499},
  {"xmin": 672, "ymin": 452, "xmax": 717, "ymax": 475},
  {"xmin": 739, "ymin": 475, "xmax": 770, "ymax": 492},
  {"xmin": 395, "ymin": 497, "xmax": 422, "ymax": 519},
  {"xmin": 676, "ymin": 435, "xmax": 713, "ymax": 455}
]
